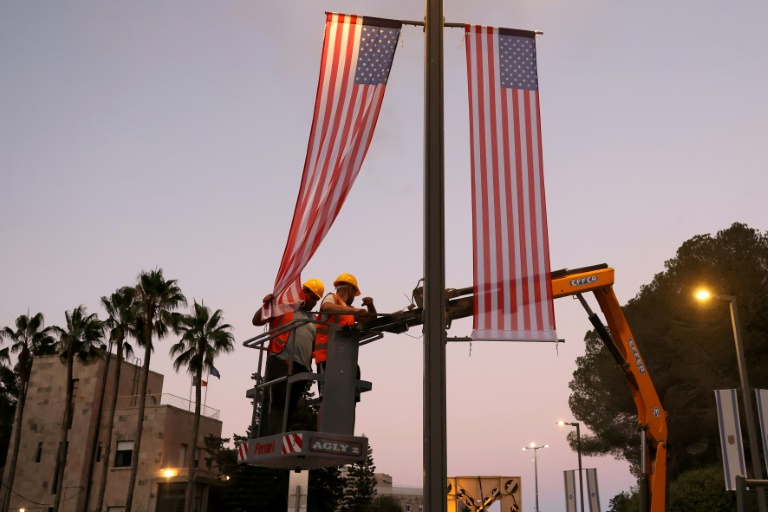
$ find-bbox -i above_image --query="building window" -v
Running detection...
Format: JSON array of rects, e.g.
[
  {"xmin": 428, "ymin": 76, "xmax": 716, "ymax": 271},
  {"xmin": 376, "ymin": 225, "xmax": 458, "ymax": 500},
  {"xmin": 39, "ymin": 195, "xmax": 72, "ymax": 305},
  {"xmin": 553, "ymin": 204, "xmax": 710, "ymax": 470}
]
[
  {"xmin": 419, "ymin": 507, "xmax": 423, "ymax": 512},
  {"xmin": 115, "ymin": 441, "xmax": 133, "ymax": 467},
  {"xmin": 179, "ymin": 444, "xmax": 187, "ymax": 467},
  {"xmin": 96, "ymin": 442, "xmax": 103, "ymax": 462},
  {"xmin": 35, "ymin": 442, "xmax": 43, "ymax": 463},
  {"xmin": 406, "ymin": 506, "xmax": 411, "ymax": 512},
  {"xmin": 195, "ymin": 448, "xmax": 200, "ymax": 468}
]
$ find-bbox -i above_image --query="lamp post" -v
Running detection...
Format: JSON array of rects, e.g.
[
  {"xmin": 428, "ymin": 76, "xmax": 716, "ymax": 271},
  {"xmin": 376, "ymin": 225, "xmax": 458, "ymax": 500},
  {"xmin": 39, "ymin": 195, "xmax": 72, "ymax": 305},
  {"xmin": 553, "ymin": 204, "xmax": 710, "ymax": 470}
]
[
  {"xmin": 558, "ymin": 421, "xmax": 584, "ymax": 512},
  {"xmin": 523, "ymin": 442, "xmax": 548, "ymax": 512},
  {"xmin": 696, "ymin": 290, "xmax": 767, "ymax": 512}
]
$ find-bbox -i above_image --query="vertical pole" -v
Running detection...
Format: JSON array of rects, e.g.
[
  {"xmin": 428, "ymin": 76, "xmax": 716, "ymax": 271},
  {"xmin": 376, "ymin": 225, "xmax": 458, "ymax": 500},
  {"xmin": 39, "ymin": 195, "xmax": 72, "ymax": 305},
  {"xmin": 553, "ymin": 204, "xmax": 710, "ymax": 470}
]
[
  {"xmin": 729, "ymin": 298, "xmax": 767, "ymax": 512},
  {"xmin": 423, "ymin": 0, "xmax": 447, "ymax": 511},
  {"xmin": 576, "ymin": 423, "xmax": 584, "ymax": 512},
  {"xmin": 534, "ymin": 449, "xmax": 539, "ymax": 512},
  {"xmin": 639, "ymin": 429, "xmax": 648, "ymax": 512},
  {"xmin": 736, "ymin": 476, "xmax": 745, "ymax": 512}
]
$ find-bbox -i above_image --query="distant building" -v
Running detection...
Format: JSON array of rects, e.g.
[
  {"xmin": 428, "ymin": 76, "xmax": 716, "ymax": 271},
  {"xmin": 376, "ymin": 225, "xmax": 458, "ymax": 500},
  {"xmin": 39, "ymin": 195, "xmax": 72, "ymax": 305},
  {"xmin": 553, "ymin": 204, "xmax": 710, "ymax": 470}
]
[
  {"xmin": 1, "ymin": 353, "xmax": 223, "ymax": 512},
  {"xmin": 374, "ymin": 473, "xmax": 423, "ymax": 511}
]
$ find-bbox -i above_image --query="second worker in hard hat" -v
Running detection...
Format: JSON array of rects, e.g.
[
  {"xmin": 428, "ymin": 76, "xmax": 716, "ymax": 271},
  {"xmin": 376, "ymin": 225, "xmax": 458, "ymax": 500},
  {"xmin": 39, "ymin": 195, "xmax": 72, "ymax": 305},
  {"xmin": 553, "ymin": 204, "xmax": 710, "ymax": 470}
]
[
  {"xmin": 252, "ymin": 278, "xmax": 325, "ymax": 436},
  {"xmin": 314, "ymin": 273, "xmax": 377, "ymax": 407}
]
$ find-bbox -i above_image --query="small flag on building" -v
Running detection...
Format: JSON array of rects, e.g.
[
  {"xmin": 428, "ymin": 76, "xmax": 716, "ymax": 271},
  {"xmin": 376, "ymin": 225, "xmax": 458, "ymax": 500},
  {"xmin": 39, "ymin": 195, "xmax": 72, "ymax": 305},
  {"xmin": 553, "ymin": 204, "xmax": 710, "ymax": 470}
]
[
  {"xmin": 210, "ymin": 365, "xmax": 221, "ymax": 379},
  {"xmin": 563, "ymin": 470, "xmax": 577, "ymax": 512},
  {"xmin": 715, "ymin": 389, "xmax": 747, "ymax": 490}
]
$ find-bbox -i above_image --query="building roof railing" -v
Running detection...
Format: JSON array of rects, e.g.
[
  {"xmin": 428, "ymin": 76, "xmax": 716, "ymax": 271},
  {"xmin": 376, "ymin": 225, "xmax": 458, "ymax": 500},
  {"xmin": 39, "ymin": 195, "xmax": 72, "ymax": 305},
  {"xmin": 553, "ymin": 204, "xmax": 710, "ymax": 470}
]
[{"xmin": 115, "ymin": 393, "xmax": 221, "ymax": 420}]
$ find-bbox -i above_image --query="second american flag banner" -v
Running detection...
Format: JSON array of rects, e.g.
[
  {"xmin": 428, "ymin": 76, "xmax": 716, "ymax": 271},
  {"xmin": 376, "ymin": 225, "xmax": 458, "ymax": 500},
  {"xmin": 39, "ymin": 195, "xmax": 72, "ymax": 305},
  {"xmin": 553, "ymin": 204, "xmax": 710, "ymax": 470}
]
[
  {"xmin": 464, "ymin": 25, "xmax": 557, "ymax": 341},
  {"xmin": 265, "ymin": 14, "xmax": 401, "ymax": 317}
]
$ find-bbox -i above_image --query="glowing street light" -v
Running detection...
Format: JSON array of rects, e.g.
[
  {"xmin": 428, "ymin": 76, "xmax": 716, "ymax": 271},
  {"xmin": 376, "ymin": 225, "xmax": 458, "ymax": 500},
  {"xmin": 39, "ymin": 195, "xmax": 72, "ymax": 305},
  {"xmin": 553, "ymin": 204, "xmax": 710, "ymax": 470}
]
[
  {"xmin": 523, "ymin": 443, "xmax": 548, "ymax": 512},
  {"xmin": 161, "ymin": 468, "xmax": 178, "ymax": 478},
  {"xmin": 558, "ymin": 421, "xmax": 585, "ymax": 512},
  {"xmin": 695, "ymin": 289, "xmax": 766, "ymax": 512}
]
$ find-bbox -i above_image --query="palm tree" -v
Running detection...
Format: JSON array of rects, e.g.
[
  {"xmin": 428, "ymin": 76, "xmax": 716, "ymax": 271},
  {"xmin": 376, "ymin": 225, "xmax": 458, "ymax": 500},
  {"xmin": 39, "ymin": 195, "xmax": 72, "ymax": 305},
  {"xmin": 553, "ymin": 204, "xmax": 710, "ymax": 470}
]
[
  {"xmin": 124, "ymin": 269, "xmax": 186, "ymax": 512},
  {"xmin": 0, "ymin": 313, "xmax": 56, "ymax": 512},
  {"xmin": 51, "ymin": 306, "xmax": 104, "ymax": 512},
  {"xmin": 170, "ymin": 301, "xmax": 234, "ymax": 512},
  {"xmin": 93, "ymin": 286, "xmax": 137, "ymax": 512}
]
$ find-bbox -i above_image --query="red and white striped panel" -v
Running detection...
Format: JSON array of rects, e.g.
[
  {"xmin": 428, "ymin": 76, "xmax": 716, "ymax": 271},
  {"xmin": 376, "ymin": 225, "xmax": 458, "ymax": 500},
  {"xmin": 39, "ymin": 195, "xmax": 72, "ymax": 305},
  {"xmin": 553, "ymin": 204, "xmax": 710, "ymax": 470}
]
[
  {"xmin": 282, "ymin": 433, "xmax": 303, "ymax": 454},
  {"xmin": 236, "ymin": 442, "xmax": 248, "ymax": 462}
]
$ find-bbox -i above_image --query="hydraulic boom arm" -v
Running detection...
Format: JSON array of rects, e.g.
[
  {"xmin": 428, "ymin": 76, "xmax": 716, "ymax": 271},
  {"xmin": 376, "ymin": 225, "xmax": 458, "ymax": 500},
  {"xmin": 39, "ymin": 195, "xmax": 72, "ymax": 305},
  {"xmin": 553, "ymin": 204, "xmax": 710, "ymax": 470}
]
[{"xmin": 366, "ymin": 263, "xmax": 668, "ymax": 512}]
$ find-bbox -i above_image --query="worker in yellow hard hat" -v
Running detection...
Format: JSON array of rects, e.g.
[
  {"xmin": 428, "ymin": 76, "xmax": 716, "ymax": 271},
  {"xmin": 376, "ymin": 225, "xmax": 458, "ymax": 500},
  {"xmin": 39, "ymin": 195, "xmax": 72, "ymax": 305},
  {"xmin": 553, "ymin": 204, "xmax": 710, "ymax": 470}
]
[
  {"xmin": 314, "ymin": 273, "xmax": 376, "ymax": 425},
  {"xmin": 251, "ymin": 278, "xmax": 324, "ymax": 435}
]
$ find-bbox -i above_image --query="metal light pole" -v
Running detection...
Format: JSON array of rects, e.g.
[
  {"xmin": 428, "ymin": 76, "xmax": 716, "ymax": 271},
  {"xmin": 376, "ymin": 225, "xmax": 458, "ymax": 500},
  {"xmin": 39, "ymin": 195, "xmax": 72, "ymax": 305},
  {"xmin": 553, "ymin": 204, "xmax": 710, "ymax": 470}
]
[
  {"xmin": 523, "ymin": 443, "xmax": 548, "ymax": 512},
  {"xmin": 696, "ymin": 291, "xmax": 767, "ymax": 512},
  {"xmin": 558, "ymin": 421, "xmax": 584, "ymax": 512},
  {"xmin": 423, "ymin": 0, "xmax": 447, "ymax": 510}
]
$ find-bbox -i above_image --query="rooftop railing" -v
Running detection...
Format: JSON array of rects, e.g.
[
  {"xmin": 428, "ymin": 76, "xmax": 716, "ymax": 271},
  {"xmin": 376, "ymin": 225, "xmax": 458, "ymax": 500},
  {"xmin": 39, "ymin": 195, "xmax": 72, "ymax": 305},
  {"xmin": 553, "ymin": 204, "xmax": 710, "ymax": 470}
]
[{"xmin": 115, "ymin": 393, "xmax": 220, "ymax": 420}]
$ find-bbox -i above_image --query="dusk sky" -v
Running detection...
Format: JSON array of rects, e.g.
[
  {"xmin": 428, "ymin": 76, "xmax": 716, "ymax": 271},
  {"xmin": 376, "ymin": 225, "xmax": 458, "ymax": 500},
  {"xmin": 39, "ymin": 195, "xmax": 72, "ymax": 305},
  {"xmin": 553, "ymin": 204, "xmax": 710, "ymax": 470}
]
[{"xmin": 2, "ymin": 1, "xmax": 767, "ymax": 511}]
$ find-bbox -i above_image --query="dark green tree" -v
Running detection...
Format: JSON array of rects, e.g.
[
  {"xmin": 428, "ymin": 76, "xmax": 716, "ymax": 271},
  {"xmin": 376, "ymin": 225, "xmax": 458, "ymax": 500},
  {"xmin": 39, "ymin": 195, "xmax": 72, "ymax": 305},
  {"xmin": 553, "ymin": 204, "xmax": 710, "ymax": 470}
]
[
  {"xmin": 204, "ymin": 434, "xmax": 289, "ymax": 511},
  {"xmin": 52, "ymin": 306, "xmax": 104, "ymax": 512},
  {"xmin": 568, "ymin": 223, "xmax": 768, "ymax": 484},
  {"xmin": 94, "ymin": 286, "xmax": 137, "ymax": 512},
  {"xmin": 340, "ymin": 443, "xmax": 377, "ymax": 512},
  {"xmin": 125, "ymin": 269, "xmax": 186, "ymax": 512},
  {"xmin": 667, "ymin": 465, "xmax": 744, "ymax": 512},
  {"xmin": 368, "ymin": 496, "xmax": 403, "ymax": 512},
  {"xmin": 607, "ymin": 488, "xmax": 639, "ymax": 512},
  {"xmin": 0, "ymin": 362, "xmax": 18, "ymax": 468},
  {"xmin": 0, "ymin": 312, "xmax": 56, "ymax": 511},
  {"xmin": 170, "ymin": 301, "xmax": 235, "ymax": 512}
]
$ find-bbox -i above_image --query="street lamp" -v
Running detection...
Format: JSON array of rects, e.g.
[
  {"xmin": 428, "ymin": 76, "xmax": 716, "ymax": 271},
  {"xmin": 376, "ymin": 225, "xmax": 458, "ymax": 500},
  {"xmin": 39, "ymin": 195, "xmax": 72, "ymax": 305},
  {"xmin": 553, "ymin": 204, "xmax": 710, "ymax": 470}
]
[
  {"xmin": 523, "ymin": 442, "xmax": 548, "ymax": 512},
  {"xmin": 558, "ymin": 421, "xmax": 584, "ymax": 512},
  {"xmin": 695, "ymin": 290, "xmax": 766, "ymax": 512}
]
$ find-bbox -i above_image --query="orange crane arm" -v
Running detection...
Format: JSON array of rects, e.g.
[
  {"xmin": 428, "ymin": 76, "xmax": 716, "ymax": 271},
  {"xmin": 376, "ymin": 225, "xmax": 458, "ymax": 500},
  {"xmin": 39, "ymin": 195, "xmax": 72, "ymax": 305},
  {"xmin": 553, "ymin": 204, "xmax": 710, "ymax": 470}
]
[
  {"xmin": 373, "ymin": 263, "xmax": 668, "ymax": 511},
  {"xmin": 552, "ymin": 265, "xmax": 667, "ymax": 512}
]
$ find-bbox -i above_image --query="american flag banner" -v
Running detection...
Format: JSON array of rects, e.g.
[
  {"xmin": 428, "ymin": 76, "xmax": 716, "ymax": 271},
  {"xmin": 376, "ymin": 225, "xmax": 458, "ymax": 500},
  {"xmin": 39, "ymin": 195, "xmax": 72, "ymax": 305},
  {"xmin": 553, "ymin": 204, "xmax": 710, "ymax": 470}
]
[
  {"xmin": 265, "ymin": 13, "xmax": 402, "ymax": 318},
  {"xmin": 464, "ymin": 25, "xmax": 557, "ymax": 341}
]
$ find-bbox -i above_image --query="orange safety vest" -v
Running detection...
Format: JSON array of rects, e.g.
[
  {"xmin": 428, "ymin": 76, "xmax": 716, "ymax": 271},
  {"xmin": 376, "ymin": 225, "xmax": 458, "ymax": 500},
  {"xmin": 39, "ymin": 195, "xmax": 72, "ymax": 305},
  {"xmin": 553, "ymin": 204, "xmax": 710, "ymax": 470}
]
[
  {"xmin": 268, "ymin": 311, "xmax": 294, "ymax": 355},
  {"xmin": 313, "ymin": 294, "xmax": 355, "ymax": 364}
]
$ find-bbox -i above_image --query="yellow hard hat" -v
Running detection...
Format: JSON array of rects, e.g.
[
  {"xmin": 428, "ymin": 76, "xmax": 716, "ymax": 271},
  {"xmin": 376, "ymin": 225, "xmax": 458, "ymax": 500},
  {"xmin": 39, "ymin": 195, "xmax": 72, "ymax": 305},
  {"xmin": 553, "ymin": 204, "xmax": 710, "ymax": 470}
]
[
  {"xmin": 302, "ymin": 278, "xmax": 325, "ymax": 300},
  {"xmin": 334, "ymin": 273, "xmax": 361, "ymax": 296}
]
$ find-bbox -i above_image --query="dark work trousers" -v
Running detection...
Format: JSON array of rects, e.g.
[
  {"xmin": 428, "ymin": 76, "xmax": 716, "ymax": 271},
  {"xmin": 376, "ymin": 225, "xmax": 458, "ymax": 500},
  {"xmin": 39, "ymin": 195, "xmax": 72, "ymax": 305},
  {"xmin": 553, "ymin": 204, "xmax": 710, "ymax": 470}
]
[{"xmin": 262, "ymin": 355, "xmax": 309, "ymax": 436}]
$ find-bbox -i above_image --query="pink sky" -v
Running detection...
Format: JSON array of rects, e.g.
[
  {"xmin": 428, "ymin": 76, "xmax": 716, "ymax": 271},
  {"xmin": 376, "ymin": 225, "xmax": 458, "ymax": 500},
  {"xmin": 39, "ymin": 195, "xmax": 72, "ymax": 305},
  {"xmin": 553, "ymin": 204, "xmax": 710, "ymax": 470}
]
[{"xmin": 2, "ymin": 1, "xmax": 767, "ymax": 510}]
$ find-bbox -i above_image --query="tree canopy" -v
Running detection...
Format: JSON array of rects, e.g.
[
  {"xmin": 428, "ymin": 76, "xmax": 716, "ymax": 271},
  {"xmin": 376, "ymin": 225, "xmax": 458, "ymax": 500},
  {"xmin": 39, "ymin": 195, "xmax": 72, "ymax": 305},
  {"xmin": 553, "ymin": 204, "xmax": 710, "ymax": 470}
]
[{"xmin": 569, "ymin": 223, "xmax": 768, "ymax": 480}]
